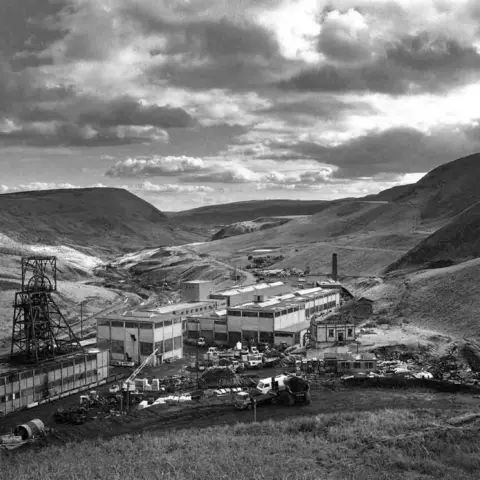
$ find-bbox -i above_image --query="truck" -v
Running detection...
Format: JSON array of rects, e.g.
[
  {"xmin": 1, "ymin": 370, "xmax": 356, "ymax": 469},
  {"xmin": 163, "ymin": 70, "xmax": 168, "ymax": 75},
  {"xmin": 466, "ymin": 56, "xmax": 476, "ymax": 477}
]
[
  {"xmin": 234, "ymin": 375, "xmax": 311, "ymax": 409},
  {"xmin": 245, "ymin": 354, "xmax": 263, "ymax": 369},
  {"xmin": 234, "ymin": 389, "xmax": 280, "ymax": 410}
]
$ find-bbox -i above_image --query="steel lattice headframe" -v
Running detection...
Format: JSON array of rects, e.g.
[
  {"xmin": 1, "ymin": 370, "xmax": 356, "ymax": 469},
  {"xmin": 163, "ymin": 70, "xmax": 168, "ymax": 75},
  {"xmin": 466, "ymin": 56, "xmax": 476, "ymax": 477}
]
[{"xmin": 10, "ymin": 256, "xmax": 83, "ymax": 363}]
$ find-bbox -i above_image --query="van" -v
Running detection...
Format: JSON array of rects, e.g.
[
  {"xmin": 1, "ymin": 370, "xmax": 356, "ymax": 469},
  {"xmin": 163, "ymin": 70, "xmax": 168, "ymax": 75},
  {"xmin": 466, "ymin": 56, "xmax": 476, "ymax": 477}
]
[{"xmin": 256, "ymin": 375, "xmax": 289, "ymax": 394}]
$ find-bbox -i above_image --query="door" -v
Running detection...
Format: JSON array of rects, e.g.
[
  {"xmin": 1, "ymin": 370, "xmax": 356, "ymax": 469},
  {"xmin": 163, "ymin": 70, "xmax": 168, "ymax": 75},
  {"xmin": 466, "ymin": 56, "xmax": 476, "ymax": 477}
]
[
  {"xmin": 338, "ymin": 332, "xmax": 344, "ymax": 342},
  {"xmin": 125, "ymin": 332, "xmax": 137, "ymax": 361}
]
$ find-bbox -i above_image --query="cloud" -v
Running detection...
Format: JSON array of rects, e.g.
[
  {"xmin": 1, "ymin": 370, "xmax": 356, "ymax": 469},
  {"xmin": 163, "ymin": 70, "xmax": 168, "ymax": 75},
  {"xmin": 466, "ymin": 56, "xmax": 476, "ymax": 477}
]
[
  {"xmin": 317, "ymin": 8, "xmax": 373, "ymax": 63},
  {"xmin": 0, "ymin": 121, "xmax": 169, "ymax": 147},
  {"xmin": 78, "ymin": 96, "xmax": 194, "ymax": 129},
  {"xmin": 278, "ymin": 30, "xmax": 480, "ymax": 94},
  {"xmin": 132, "ymin": 181, "xmax": 214, "ymax": 194},
  {"xmin": 265, "ymin": 125, "xmax": 480, "ymax": 178},
  {"xmin": 0, "ymin": 182, "xmax": 108, "ymax": 193},
  {"xmin": 105, "ymin": 156, "xmax": 206, "ymax": 178}
]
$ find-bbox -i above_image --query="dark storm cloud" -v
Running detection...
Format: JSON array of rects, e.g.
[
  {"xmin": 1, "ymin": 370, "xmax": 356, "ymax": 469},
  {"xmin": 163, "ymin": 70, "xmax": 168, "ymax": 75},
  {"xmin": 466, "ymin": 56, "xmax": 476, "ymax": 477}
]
[
  {"xmin": 278, "ymin": 32, "xmax": 480, "ymax": 94},
  {"xmin": 128, "ymin": 7, "xmax": 291, "ymax": 91},
  {"xmin": 78, "ymin": 96, "xmax": 194, "ymax": 129},
  {"xmin": 267, "ymin": 127, "xmax": 480, "ymax": 178},
  {"xmin": 0, "ymin": 0, "xmax": 66, "ymax": 67}
]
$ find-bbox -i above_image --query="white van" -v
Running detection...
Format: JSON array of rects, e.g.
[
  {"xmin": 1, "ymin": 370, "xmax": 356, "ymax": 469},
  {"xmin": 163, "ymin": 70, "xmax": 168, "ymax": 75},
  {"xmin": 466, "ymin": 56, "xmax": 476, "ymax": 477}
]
[{"xmin": 256, "ymin": 375, "xmax": 289, "ymax": 394}]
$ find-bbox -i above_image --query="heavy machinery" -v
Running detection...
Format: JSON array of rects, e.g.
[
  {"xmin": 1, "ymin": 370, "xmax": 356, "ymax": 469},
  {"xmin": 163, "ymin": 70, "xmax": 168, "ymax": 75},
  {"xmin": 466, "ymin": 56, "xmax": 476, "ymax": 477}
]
[
  {"xmin": 80, "ymin": 390, "xmax": 104, "ymax": 407},
  {"xmin": 53, "ymin": 405, "xmax": 88, "ymax": 425},
  {"xmin": 121, "ymin": 348, "xmax": 158, "ymax": 392}
]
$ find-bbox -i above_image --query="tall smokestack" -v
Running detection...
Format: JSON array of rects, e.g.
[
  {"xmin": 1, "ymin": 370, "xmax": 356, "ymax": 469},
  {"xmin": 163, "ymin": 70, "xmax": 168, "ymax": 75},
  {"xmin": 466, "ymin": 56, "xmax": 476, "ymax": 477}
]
[{"xmin": 332, "ymin": 253, "xmax": 338, "ymax": 281}]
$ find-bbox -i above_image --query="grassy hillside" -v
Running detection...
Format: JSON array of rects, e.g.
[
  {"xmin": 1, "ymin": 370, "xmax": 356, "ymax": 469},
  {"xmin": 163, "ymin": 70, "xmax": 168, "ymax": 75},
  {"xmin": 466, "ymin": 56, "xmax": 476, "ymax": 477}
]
[
  {"xmin": 369, "ymin": 258, "xmax": 480, "ymax": 342},
  {"xmin": 3, "ymin": 409, "xmax": 480, "ymax": 479},
  {"xmin": 386, "ymin": 201, "xmax": 480, "ymax": 272},
  {"xmin": 189, "ymin": 200, "xmax": 430, "ymax": 276},
  {"xmin": 210, "ymin": 216, "xmax": 302, "ymax": 241},
  {"xmin": 167, "ymin": 199, "xmax": 336, "ymax": 226},
  {"xmin": 0, "ymin": 188, "xmax": 202, "ymax": 255}
]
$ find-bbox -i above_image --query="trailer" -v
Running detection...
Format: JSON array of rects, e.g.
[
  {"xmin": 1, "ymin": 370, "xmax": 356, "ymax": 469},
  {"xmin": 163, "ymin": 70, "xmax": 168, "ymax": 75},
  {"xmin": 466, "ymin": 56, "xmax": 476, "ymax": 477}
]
[{"xmin": 234, "ymin": 389, "xmax": 279, "ymax": 410}]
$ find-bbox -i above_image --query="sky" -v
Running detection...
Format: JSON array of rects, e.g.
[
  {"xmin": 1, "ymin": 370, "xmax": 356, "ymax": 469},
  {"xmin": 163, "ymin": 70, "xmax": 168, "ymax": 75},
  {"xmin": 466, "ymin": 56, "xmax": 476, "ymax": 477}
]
[{"xmin": 1, "ymin": 0, "xmax": 480, "ymax": 211}]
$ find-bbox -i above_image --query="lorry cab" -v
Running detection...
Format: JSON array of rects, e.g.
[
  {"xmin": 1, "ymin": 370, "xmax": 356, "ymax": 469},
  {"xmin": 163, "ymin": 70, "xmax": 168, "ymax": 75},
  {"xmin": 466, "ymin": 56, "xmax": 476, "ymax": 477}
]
[
  {"xmin": 246, "ymin": 354, "xmax": 263, "ymax": 369},
  {"xmin": 256, "ymin": 375, "xmax": 289, "ymax": 394}
]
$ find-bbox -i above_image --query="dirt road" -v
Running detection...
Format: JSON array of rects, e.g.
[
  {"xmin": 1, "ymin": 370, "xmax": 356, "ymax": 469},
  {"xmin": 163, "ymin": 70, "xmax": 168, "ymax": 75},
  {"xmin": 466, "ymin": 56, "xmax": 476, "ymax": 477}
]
[{"xmin": 6, "ymin": 385, "xmax": 480, "ymax": 449}]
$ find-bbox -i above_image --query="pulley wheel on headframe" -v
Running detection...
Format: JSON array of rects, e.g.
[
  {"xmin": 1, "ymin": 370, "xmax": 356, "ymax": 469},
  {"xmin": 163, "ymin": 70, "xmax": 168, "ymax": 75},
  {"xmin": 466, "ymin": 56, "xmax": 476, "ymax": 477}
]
[{"xmin": 27, "ymin": 274, "xmax": 52, "ymax": 292}]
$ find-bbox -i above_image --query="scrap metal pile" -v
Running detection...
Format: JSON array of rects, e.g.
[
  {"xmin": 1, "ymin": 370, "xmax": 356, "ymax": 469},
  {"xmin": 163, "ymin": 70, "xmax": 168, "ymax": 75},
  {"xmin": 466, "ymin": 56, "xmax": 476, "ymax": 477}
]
[{"xmin": 371, "ymin": 342, "xmax": 480, "ymax": 386}]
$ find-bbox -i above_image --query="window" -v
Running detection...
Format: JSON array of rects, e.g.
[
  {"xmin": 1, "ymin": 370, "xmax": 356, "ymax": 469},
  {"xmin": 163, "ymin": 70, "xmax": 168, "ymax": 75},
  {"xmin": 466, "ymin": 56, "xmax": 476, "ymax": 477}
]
[
  {"xmin": 140, "ymin": 323, "xmax": 153, "ymax": 330},
  {"xmin": 366, "ymin": 362, "xmax": 374, "ymax": 369},
  {"xmin": 111, "ymin": 340, "xmax": 124, "ymax": 354},
  {"xmin": 164, "ymin": 338, "xmax": 173, "ymax": 352},
  {"xmin": 154, "ymin": 341, "xmax": 164, "ymax": 353},
  {"xmin": 155, "ymin": 321, "xmax": 164, "ymax": 329},
  {"xmin": 347, "ymin": 328, "xmax": 353, "ymax": 337},
  {"xmin": 353, "ymin": 362, "xmax": 361, "ymax": 369},
  {"xmin": 111, "ymin": 321, "xmax": 124, "ymax": 328},
  {"xmin": 188, "ymin": 330, "xmax": 199, "ymax": 339},
  {"xmin": 97, "ymin": 319, "xmax": 110, "ymax": 326},
  {"xmin": 340, "ymin": 362, "xmax": 350, "ymax": 369},
  {"xmin": 214, "ymin": 319, "xmax": 227, "ymax": 325},
  {"xmin": 228, "ymin": 310, "xmax": 241, "ymax": 316},
  {"xmin": 174, "ymin": 336, "xmax": 183, "ymax": 349},
  {"xmin": 164, "ymin": 319, "xmax": 172, "ymax": 327},
  {"xmin": 140, "ymin": 342, "xmax": 153, "ymax": 355},
  {"xmin": 328, "ymin": 329, "xmax": 334, "ymax": 338},
  {"xmin": 125, "ymin": 322, "xmax": 138, "ymax": 329},
  {"xmin": 215, "ymin": 332, "xmax": 228, "ymax": 341}
]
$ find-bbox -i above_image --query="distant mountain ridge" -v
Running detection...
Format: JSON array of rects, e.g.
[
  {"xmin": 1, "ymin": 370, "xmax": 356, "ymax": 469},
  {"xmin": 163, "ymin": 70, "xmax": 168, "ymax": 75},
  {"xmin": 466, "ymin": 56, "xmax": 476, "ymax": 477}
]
[
  {"xmin": 166, "ymin": 199, "xmax": 338, "ymax": 226},
  {"xmin": 0, "ymin": 187, "xmax": 201, "ymax": 256}
]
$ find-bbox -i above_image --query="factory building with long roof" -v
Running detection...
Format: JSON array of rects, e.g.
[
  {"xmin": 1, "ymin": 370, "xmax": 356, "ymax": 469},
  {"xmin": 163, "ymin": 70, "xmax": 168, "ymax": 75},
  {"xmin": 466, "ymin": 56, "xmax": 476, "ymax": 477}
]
[{"xmin": 187, "ymin": 286, "xmax": 340, "ymax": 347}]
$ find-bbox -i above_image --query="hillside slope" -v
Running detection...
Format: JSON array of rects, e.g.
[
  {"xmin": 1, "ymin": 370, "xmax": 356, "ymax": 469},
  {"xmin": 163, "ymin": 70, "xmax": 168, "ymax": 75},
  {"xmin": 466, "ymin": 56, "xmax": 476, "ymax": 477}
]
[
  {"xmin": 167, "ymin": 199, "xmax": 336, "ymax": 226},
  {"xmin": 377, "ymin": 259, "xmax": 480, "ymax": 342},
  {"xmin": 210, "ymin": 216, "xmax": 302, "ymax": 241},
  {"xmin": 0, "ymin": 188, "xmax": 201, "ymax": 255},
  {"xmin": 387, "ymin": 201, "xmax": 480, "ymax": 272}
]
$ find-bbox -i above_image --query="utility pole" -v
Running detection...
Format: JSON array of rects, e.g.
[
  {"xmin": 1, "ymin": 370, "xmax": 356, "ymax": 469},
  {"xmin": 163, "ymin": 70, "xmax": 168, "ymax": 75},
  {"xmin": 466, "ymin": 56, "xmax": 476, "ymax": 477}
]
[
  {"xmin": 80, "ymin": 301, "xmax": 83, "ymax": 339},
  {"xmin": 253, "ymin": 398, "xmax": 257, "ymax": 422},
  {"xmin": 196, "ymin": 342, "xmax": 199, "ymax": 388}
]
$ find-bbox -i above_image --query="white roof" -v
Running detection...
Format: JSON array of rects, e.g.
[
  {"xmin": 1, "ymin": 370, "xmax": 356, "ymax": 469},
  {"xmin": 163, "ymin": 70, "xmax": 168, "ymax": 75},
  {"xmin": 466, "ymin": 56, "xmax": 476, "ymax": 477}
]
[
  {"xmin": 295, "ymin": 287, "xmax": 324, "ymax": 296},
  {"xmin": 269, "ymin": 281, "xmax": 284, "ymax": 287},
  {"xmin": 215, "ymin": 309, "xmax": 227, "ymax": 316}
]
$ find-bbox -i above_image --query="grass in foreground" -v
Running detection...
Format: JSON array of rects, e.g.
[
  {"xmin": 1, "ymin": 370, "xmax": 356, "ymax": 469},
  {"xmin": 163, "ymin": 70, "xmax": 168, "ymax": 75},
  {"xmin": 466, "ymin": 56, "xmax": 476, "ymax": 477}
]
[{"xmin": 3, "ymin": 408, "xmax": 480, "ymax": 480}]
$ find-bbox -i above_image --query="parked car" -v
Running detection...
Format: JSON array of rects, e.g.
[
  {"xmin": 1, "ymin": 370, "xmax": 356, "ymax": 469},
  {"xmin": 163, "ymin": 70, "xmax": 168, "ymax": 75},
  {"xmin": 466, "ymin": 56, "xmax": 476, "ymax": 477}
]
[{"xmin": 197, "ymin": 337, "xmax": 206, "ymax": 347}]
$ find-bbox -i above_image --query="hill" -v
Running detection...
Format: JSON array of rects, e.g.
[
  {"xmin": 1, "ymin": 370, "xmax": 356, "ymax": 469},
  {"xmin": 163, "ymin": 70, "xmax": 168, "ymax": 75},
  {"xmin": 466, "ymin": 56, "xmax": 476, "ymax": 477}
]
[
  {"xmin": 189, "ymin": 200, "xmax": 431, "ymax": 276},
  {"xmin": 0, "ymin": 188, "xmax": 203, "ymax": 256},
  {"xmin": 187, "ymin": 152, "xmax": 480, "ymax": 276},
  {"xmin": 366, "ymin": 152, "xmax": 480, "ymax": 221},
  {"xmin": 3, "ymin": 408, "xmax": 480, "ymax": 479},
  {"xmin": 386, "ymin": 201, "xmax": 480, "ymax": 273},
  {"xmin": 167, "ymin": 199, "xmax": 336, "ymax": 226},
  {"xmin": 210, "ymin": 216, "xmax": 304, "ymax": 241},
  {"xmin": 365, "ymin": 258, "xmax": 480, "ymax": 342}
]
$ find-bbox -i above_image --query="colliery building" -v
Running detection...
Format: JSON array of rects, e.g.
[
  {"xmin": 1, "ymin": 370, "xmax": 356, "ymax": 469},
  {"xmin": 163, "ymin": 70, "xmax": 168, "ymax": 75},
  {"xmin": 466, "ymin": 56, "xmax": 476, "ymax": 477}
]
[
  {"xmin": 96, "ymin": 299, "xmax": 226, "ymax": 364},
  {"xmin": 0, "ymin": 349, "xmax": 109, "ymax": 416},
  {"xmin": 187, "ymin": 287, "xmax": 341, "ymax": 347},
  {"xmin": 209, "ymin": 281, "xmax": 289, "ymax": 307}
]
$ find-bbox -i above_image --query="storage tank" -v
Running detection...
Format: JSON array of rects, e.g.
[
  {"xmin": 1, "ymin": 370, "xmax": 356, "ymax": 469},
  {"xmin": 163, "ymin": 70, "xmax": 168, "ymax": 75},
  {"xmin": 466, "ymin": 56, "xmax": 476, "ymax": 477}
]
[{"xmin": 14, "ymin": 418, "xmax": 45, "ymax": 440}]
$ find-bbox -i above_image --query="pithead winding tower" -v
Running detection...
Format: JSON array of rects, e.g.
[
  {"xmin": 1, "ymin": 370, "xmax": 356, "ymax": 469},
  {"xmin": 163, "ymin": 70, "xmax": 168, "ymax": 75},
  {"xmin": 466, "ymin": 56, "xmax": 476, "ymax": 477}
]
[{"xmin": 10, "ymin": 256, "xmax": 83, "ymax": 363}]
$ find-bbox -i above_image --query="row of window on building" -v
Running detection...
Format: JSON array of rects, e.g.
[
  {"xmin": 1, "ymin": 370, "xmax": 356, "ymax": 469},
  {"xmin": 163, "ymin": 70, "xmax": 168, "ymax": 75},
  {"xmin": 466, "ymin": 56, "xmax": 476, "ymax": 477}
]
[
  {"xmin": 98, "ymin": 318, "xmax": 185, "ymax": 329},
  {"xmin": 306, "ymin": 300, "xmax": 337, "ymax": 317},
  {"xmin": 99, "ymin": 335, "xmax": 183, "ymax": 356}
]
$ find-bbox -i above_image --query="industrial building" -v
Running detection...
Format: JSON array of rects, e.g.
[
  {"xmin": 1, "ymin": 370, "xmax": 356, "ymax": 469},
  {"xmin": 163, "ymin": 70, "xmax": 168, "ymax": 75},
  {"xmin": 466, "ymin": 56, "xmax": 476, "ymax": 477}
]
[
  {"xmin": 187, "ymin": 286, "xmax": 341, "ymax": 347},
  {"xmin": 209, "ymin": 281, "xmax": 290, "ymax": 307},
  {"xmin": 314, "ymin": 317, "xmax": 356, "ymax": 343},
  {"xmin": 0, "ymin": 349, "xmax": 109, "ymax": 416},
  {"xmin": 181, "ymin": 280, "xmax": 214, "ymax": 302},
  {"xmin": 97, "ymin": 309, "xmax": 184, "ymax": 365},
  {"xmin": 186, "ymin": 309, "xmax": 228, "ymax": 344}
]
